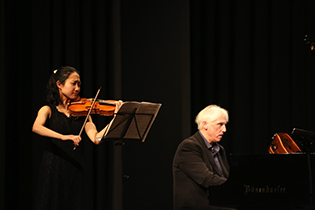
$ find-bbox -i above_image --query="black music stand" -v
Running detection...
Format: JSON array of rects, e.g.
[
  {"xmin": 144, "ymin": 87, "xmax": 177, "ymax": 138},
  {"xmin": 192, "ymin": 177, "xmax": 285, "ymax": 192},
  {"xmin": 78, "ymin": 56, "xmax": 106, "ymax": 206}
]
[
  {"xmin": 101, "ymin": 101, "xmax": 162, "ymax": 142},
  {"xmin": 304, "ymin": 35, "xmax": 315, "ymax": 52},
  {"xmin": 291, "ymin": 128, "xmax": 315, "ymax": 153},
  {"xmin": 99, "ymin": 101, "xmax": 161, "ymax": 210}
]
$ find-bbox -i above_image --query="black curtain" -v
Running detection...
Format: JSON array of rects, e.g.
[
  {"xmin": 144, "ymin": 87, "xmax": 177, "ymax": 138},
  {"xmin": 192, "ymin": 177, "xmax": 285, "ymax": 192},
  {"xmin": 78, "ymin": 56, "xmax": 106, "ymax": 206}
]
[
  {"xmin": 2, "ymin": 0, "xmax": 122, "ymax": 209},
  {"xmin": 2, "ymin": 0, "xmax": 315, "ymax": 209},
  {"xmin": 190, "ymin": 0, "xmax": 315, "ymax": 154},
  {"xmin": 120, "ymin": 1, "xmax": 191, "ymax": 209}
]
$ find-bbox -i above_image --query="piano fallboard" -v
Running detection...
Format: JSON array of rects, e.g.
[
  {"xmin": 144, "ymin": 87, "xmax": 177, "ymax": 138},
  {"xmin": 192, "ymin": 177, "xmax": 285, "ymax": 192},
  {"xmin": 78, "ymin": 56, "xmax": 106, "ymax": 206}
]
[{"xmin": 209, "ymin": 154, "xmax": 315, "ymax": 209}]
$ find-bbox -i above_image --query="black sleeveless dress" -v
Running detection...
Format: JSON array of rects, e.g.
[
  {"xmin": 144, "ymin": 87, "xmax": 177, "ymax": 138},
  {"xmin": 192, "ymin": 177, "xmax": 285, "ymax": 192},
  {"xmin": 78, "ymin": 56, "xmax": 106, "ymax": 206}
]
[{"xmin": 34, "ymin": 104, "xmax": 86, "ymax": 210}]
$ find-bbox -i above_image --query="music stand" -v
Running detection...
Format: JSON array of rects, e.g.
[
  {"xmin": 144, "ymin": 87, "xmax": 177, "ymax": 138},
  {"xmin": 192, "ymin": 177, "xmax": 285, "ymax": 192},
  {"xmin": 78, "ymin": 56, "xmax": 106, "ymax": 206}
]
[
  {"xmin": 99, "ymin": 101, "xmax": 161, "ymax": 210},
  {"xmin": 101, "ymin": 101, "xmax": 162, "ymax": 142},
  {"xmin": 291, "ymin": 128, "xmax": 315, "ymax": 153}
]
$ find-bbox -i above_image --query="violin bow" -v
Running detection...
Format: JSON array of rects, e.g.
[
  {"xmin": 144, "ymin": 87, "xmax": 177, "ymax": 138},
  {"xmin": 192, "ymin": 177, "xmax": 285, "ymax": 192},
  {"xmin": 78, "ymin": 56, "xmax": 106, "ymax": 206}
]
[{"xmin": 73, "ymin": 86, "xmax": 102, "ymax": 150}]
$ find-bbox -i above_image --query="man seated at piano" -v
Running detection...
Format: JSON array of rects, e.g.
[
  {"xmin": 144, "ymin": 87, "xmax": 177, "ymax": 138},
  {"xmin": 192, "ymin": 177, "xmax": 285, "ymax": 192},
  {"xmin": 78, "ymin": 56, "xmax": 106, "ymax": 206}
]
[{"xmin": 173, "ymin": 105, "xmax": 236, "ymax": 210}]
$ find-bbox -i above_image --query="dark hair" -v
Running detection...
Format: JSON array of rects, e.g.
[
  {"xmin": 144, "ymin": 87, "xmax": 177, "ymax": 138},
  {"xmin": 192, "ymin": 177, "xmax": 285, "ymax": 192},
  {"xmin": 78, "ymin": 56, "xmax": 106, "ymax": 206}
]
[{"xmin": 46, "ymin": 66, "xmax": 80, "ymax": 105}]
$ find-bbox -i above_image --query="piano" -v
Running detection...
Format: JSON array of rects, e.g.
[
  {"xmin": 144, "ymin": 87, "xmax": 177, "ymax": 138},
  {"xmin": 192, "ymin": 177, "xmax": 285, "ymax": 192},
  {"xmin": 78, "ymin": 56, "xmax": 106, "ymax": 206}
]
[{"xmin": 209, "ymin": 129, "xmax": 315, "ymax": 210}]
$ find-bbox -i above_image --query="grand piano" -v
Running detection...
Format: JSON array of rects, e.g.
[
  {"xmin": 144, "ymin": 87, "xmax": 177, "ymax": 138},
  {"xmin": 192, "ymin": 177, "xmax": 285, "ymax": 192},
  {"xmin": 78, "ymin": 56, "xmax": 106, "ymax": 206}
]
[{"xmin": 209, "ymin": 128, "xmax": 315, "ymax": 210}]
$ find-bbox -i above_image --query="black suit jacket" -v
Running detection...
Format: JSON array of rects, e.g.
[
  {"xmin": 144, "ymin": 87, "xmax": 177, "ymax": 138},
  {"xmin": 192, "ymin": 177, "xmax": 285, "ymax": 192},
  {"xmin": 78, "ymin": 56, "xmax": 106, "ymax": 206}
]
[{"xmin": 173, "ymin": 131, "xmax": 230, "ymax": 210}]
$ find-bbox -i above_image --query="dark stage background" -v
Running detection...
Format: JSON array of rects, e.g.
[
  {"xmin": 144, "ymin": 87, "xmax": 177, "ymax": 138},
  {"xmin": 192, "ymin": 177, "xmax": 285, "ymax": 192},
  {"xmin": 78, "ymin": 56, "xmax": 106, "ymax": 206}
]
[{"xmin": 1, "ymin": 0, "xmax": 315, "ymax": 209}]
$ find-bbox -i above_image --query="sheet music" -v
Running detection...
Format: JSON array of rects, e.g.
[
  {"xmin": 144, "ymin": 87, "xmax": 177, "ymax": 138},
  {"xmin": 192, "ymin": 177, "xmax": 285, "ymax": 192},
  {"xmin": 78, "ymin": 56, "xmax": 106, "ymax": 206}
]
[{"xmin": 102, "ymin": 101, "xmax": 161, "ymax": 142}]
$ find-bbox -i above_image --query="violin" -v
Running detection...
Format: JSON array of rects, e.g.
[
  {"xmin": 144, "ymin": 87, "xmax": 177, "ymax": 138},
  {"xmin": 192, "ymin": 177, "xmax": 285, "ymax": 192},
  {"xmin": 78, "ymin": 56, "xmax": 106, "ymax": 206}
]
[
  {"xmin": 71, "ymin": 87, "xmax": 117, "ymax": 150},
  {"xmin": 67, "ymin": 97, "xmax": 116, "ymax": 116},
  {"xmin": 268, "ymin": 133, "xmax": 301, "ymax": 154}
]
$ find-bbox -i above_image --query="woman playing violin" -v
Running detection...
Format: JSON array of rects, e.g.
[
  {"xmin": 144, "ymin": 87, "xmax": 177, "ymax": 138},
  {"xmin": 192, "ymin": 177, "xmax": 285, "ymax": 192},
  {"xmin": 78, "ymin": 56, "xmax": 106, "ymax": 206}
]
[{"xmin": 32, "ymin": 66, "xmax": 122, "ymax": 209}]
